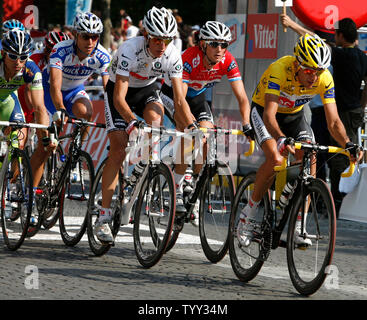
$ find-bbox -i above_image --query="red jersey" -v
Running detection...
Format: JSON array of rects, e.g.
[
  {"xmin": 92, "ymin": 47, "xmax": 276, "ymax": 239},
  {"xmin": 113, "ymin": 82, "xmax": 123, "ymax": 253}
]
[{"xmin": 182, "ymin": 46, "xmax": 242, "ymax": 98}]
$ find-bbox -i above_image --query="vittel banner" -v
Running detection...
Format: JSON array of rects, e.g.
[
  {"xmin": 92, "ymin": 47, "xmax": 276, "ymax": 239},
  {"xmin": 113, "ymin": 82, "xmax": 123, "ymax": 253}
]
[{"xmin": 246, "ymin": 14, "xmax": 279, "ymax": 59}]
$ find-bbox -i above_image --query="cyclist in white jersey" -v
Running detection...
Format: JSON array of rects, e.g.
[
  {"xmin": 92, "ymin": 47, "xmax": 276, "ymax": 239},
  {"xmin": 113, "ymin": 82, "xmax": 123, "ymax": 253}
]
[
  {"xmin": 95, "ymin": 6, "xmax": 193, "ymax": 243},
  {"xmin": 46, "ymin": 12, "xmax": 111, "ymax": 122}
]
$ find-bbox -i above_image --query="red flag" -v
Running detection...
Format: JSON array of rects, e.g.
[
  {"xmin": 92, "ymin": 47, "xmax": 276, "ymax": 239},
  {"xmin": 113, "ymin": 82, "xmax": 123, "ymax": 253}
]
[
  {"xmin": 291, "ymin": 0, "xmax": 367, "ymax": 33},
  {"xmin": 3, "ymin": 0, "xmax": 34, "ymax": 24}
]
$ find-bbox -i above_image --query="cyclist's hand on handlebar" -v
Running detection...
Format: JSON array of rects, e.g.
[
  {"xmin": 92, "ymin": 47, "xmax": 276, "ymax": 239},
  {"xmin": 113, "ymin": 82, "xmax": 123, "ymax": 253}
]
[
  {"xmin": 277, "ymin": 136, "xmax": 295, "ymax": 157},
  {"xmin": 53, "ymin": 109, "xmax": 69, "ymax": 130},
  {"xmin": 345, "ymin": 141, "xmax": 363, "ymax": 162},
  {"xmin": 242, "ymin": 123, "xmax": 255, "ymax": 141},
  {"xmin": 126, "ymin": 119, "xmax": 143, "ymax": 142}
]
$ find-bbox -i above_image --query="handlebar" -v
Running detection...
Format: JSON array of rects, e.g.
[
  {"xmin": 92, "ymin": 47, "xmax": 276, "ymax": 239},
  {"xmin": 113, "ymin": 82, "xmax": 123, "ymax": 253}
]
[
  {"xmin": 273, "ymin": 140, "xmax": 355, "ymax": 178},
  {"xmin": 0, "ymin": 120, "xmax": 49, "ymax": 130}
]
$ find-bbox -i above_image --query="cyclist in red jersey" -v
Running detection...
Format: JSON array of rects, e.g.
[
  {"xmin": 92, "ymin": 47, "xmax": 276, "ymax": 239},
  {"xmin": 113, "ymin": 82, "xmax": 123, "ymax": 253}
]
[{"xmin": 160, "ymin": 21, "xmax": 253, "ymax": 221}]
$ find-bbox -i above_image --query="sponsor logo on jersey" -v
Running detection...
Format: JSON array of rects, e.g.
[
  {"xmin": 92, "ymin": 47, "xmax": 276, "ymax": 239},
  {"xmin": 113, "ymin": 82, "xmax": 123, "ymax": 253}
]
[
  {"xmin": 324, "ymin": 87, "xmax": 335, "ymax": 99},
  {"xmin": 268, "ymin": 81, "xmax": 280, "ymax": 91},
  {"xmin": 227, "ymin": 61, "xmax": 237, "ymax": 73},
  {"xmin": 183, "ymin": 62, "xmax": 192, "ymax": 74},
  {"xmin": 192, "ymin": 54, "xmax": 200, "ymax": 68}
]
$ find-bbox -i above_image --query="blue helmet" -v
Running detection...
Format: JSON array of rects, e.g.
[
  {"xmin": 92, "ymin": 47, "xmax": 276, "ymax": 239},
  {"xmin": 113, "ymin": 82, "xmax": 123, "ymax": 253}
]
[
  {"xmin": 2, "ymin": 19, "xmax": 25, "ymax": 33},
  {"xmin": 2, "ymin": 29, "xmax": 33, "ymax": 56}
]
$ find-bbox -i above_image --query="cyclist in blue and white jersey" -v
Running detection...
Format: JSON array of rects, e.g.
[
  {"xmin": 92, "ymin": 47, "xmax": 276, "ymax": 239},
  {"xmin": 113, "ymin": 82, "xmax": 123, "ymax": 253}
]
[{"xmin": 45, "ymin": 12, "xmax": 111, "ymax": 123}]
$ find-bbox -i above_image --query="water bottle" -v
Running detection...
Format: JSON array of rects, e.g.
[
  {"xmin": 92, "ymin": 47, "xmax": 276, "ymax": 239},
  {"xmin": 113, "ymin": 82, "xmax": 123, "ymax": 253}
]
[
  {"xmin": 70, "ymin": 163, "xmax": 80, "ymax": 183},
  {"xmin": 129, "ymin": 161, "xmax": 146, "ymax": 185},
  {"xmin": 279, "ymin": 181, "xmax": 296, "ymax": 209}
]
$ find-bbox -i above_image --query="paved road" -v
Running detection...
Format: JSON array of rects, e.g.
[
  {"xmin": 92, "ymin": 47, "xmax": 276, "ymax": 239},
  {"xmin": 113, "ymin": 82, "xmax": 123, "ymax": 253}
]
[{"xmin": 1, "ymin": 216, "xmax": 366, "ymax": 305}]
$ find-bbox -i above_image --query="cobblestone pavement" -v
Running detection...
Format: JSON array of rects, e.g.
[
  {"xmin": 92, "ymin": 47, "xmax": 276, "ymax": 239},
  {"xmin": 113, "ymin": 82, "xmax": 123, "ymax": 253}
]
[{"xmin": 0, "ymin": 219, "xmax": 366, "ymax": 302}]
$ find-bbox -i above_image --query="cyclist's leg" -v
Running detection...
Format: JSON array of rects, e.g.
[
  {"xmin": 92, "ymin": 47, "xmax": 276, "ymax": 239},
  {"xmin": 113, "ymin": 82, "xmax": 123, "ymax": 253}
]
[
  {"xmin": 237, "ymin": 105, "xmax": 283, "ymax": 246},
  {"xmin": 29, "ymin": 90, "xmax": 53, "ymax": 188}
]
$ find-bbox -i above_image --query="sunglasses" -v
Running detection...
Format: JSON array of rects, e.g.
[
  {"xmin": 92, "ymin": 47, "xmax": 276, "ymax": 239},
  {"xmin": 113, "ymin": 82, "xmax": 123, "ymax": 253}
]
[
  {"xmin": 206, "ymin": 41, "xmax": 229, "ymax": 49},
  {"xmin": 5, "ymin": 51, "xmax": 28, "ymax": 61},
  {"xmin": 80, "ymin": 33, "xmax": 99, "ymax": 41},
  {"xmin": 299, "ymin": 64, "xmax": 324, "ymax": 76},
  {"xmin": 148, "ymin": 36, "xmax": 172, "ymax": 46}
]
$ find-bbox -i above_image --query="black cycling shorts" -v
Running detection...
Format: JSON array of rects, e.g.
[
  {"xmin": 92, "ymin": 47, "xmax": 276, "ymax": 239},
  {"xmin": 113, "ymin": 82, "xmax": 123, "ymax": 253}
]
[
  {"xmin": 250, "ymin": 102, "xmax": 315, "ymax": 146},
  {"xmin": 160, "ymin": 83, "xmax": 214, "ymax": 124},
  {"xmin": 104, "ymin": 79, "xmax": 162, "ymax": 132}
]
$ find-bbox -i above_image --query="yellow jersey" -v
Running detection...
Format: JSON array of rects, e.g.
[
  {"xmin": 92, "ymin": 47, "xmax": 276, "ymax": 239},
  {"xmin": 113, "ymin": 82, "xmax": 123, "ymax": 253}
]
[{"xmin": 252, "ymin": 56, "xmax": 335, "ymax": 114}]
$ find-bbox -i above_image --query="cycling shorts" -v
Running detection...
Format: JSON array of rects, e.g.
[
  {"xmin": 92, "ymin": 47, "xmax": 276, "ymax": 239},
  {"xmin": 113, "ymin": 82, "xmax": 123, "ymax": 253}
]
[
  {"xmin": 104, "ymin": 80, "xmax": 163, "ymax": 133},
  {"xmin": 160, "ymin": 83, "xmax": 213, "ymax": 124},
  {"xmin": 250, "ymin": 102, "xmax": 315, "ymax": 146},
  {"xmin": 44, "ymin": 82, "xmax": 90, "ymax": 116},
  {"xmin": 0, "ymin": 92, "xmax": 26, "ymax": 123}
]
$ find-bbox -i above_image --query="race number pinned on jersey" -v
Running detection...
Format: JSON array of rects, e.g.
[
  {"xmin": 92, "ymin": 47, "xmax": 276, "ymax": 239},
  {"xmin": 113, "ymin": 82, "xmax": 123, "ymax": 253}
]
[{"xmin": 275, "ymin": 0, "xmax": 293, "ymax": 6}]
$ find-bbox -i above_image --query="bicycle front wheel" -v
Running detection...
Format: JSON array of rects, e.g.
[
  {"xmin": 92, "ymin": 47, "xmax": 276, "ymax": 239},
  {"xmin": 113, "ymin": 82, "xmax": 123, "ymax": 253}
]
[
  {"xmin": 286, "ymin": 178, "xmax": 336, "ymax": 296},
  {"xmin": 59, "ymin": 151, "xmax": 94, "ymax": 246},
  {"xmin": 0, "ymin": 148, "xmax": 33, "ymax": 250},
  {"xmin": 199, "ymin": 161, "xmax": 235, "ymax": 263},
  {"xmin": 228, "ymin": 172, "xmax": 271, "ymax": 282},
  {"xmin": 133, "ymin": 163, "xmax": 175, "ymax": 268}
]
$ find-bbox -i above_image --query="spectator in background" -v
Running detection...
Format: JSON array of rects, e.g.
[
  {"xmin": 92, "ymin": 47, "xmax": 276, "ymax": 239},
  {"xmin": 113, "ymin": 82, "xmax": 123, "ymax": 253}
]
[{"xmin": 125, "ymin": 16, "xmax": 139, "ymax": 40}]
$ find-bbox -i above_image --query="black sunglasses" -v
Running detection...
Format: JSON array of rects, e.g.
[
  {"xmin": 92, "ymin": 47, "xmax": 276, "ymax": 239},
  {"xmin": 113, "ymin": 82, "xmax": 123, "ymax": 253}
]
[
  {"xmin": 80, "ymin": 33, "xmax": 99, "ymax": 41},
  {"xmin": 206, "ymin": 41, "xmax": 229, "ymax": 49},
  {"xmin": 5, "ymin": 51, "xmax": 28, "ymax": 61}
]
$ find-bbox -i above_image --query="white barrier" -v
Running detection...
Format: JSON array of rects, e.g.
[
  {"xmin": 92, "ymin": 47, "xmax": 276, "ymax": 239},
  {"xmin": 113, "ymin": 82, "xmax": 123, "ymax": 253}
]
[{"xmin": 340, "ymin": 165, "xmax": 367, "ymax": 224}]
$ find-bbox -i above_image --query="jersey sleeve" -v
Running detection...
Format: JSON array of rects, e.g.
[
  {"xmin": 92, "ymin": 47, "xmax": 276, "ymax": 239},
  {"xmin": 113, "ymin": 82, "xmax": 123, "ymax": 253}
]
[
  {"xmin": 263, "ymin": 62, "xmax": 286, "ymax": 97},
  {"xmin": 319, "ymin": 70, "xmax": 336, "ymax": 104},
  {"xmin": 97, "ymin": 46, "xmax": 111, "ymax": 77},
  {"xmin": 167, "ymin": 48, "xmax": 183, "ymax": 79},
  {"xmin": 23, "ymin": 60, "xmax": 43, "ymax": 91},
  {"xmin": 224, "ymin": 51, "xmax": 241, "ymax": 82},
  {"xmin": 49, "ymin": 43, "xmax": 66, "ymax": 70},
  {"xmin": 181, "ymin": 47, "xmax": 195, "ymax": 84}
]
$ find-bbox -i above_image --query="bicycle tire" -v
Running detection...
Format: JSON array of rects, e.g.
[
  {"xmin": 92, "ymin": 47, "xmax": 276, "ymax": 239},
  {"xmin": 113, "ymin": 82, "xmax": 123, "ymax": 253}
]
[
  {"xmin": 133, "ymin": 163, "xmax": 175, "ymax": 268},
  {"xmin": 59, "ymin": 150, "xmax": 94, "ymax": 246},
  {"xmin": 86, "ymin": 158, "xmax": 123, "ymax": 256},
  {"xmin": 228, "ymin": 172, "xmax": 271, "ymax": 282},
  {"xmin": 1, "ymin": 148, "xmax": 33, "ymax": 250},
  {"xmin": 199, "ymin": 161, "xmax": 235, "ymax": 263},
  {"xmin": 40, "ymin": 144, "xmax": 65, "ymax": 230},
  {"xmin": 286, "ymin": 178, "xmax": 336, "ymax": 296}
]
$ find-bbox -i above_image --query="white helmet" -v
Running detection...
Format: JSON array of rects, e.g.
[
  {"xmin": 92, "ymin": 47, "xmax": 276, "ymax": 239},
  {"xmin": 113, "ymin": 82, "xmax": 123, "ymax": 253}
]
[
  {"xmin": 73, "ymin": 12, "xmax": 103, "ymax": 34},
  {"xmin": 143, "ymin": 6, "xmax": 177, "ymax": 39},
  {"xmin": 199, "ymin": 21, "xmax": 232, "ymax": 42}
]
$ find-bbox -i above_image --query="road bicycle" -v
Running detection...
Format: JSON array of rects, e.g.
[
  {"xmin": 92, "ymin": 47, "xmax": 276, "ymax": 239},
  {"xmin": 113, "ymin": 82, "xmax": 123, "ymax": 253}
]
[
  {"xmin": 31, "ymin": 116, "xmax": 105, "ymax": 246},
  {"xmin": 228, "ymin": 138, "xmax": 355, "ymax": 295},
  {"xmin": 87, "ymin": 124, "xmax": 183, "ymax": 268},
  {"xmin": 0, "ymin": 120, "xmax": 49, "ymax": 250},
  {"xmin": 164, "ymin": 127, "xmax": 255, "ymax": 263}
]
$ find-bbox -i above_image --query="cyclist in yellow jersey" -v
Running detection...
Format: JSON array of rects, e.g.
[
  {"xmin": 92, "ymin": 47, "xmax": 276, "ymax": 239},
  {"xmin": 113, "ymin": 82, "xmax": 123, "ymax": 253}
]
[{"xmin": 237, "ymin": 34, "xmax": 362, "ymax": 247}]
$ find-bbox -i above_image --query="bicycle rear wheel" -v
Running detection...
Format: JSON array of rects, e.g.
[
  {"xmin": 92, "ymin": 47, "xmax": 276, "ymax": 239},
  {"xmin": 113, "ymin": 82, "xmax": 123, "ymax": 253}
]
[
  {"xmin": 287, "ymin": 178, "xmax": 336, "ymax": 296},
  {"xmin": 228, "ymin": 172, "xmax": 271, "ymax": 282},
  {"xmin": 59, "ymin": 151, "xmax": 94, "ymax": 246},
  {"xmin": 87, "ymin": 158, "xmax": 123, "ymax": 256},
  {"xmin": 1, "ymin": 149, "xmax": 33, "ymax": 250},
  {"xmin": 199, "ymin": 161, "xmax": 235, "ymax": 263},
  {"xmin": 133, "ymin": 163, "xmax": 175, "ymax": 268}
]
